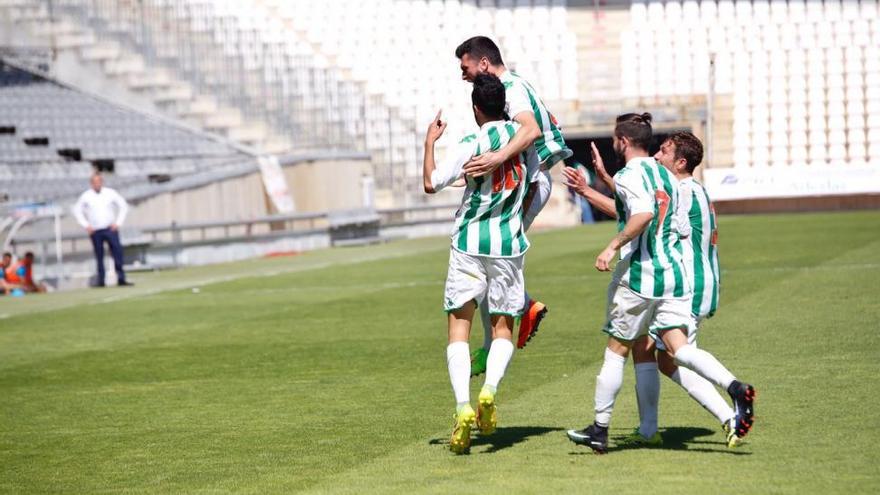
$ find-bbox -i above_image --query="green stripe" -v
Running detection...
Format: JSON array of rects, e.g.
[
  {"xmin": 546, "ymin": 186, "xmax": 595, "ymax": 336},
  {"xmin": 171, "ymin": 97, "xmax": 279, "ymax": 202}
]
[
  {"xmin": 704, "ymin": 184, "xmax": 720, "ymax": 315},
  {"xmin": 487, "ymin": 126, "xmax": 501, "ymax": 151},
  {"xmin": 689, "ymin": 190, "xmax": 705, "ymax": 315},
  {"xmin": 456, "ymin": 141, "xmax": 484, "ymax": 252},
  {"xmin": 639, "ymin": 163, "xmax": 663, "ymax": 297},
  {"xmin": 656, "ymin": 166, "xmax": 685, "ymax": 297},
  {"xmin": 498, "ymin": 125, "xmax": 519, "ymax": 255},
  {"xmin": 476, "ymin": 188, "xmax": 505, "ymax": 255},
  {"xmin": 457, "ymin": 187, "xmax": 482, "ymax": 252},
  {"xmin": 478, "ymin": 125, "xmax": 509, "ymax": 255}
]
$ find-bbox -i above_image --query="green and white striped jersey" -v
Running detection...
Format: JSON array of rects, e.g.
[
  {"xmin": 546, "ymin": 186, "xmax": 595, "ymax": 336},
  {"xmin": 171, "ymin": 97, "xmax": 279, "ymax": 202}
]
[
  {"xmin": 678, "ymin": 177, "xmax": 720, "ymax": 318},
  {"xmin": 430, "ymin": 120, "xmax": 539, "ymax": 258},
  {"xmin": 612, "ymin": 157, "xmax": 690, "ymax": 299},
  {"xmin": 499, "ymin": 70, "xmax": 573, "ymax": 169}
]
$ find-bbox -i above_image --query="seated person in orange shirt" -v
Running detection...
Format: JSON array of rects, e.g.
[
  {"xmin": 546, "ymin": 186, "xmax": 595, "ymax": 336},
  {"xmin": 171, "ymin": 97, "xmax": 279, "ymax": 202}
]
[
  {"xmin": 5, "ymin": 252, "xmax": 46, "ymax": 293},
  {"xmin": 0, "ymin": 252, "xmax": 13, "ymax": 294}
]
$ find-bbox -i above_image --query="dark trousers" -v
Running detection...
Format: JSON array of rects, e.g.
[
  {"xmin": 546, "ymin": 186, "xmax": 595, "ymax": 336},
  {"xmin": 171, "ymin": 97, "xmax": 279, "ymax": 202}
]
[{"xmin": 91, "ymin": 228, "xmax": 126, "ymax": 286}]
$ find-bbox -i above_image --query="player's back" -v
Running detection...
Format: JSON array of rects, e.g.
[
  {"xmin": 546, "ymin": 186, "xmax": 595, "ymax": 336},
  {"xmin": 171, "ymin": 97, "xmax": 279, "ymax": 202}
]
[
  {"xmin": 453, "ymin": 120, "xmax": 536, "ymax": 258},
  {"xmin": 612, "ymin": 157, "xmax": 689, "ymax": 299},
  {"xmin": 679, "ymin": 177, "xmax": 720, "ymax": 318}
]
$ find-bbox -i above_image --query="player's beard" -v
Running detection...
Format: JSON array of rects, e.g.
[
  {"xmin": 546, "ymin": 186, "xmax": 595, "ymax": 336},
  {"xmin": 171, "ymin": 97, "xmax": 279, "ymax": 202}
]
[{"xmin": 614, "ymin": 141, "xmax": 626, "ymax": 168}]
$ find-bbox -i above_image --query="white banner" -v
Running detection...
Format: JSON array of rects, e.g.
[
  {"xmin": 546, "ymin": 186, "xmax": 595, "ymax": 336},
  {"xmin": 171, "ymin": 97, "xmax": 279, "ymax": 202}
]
[
  {"xmin": 257, "ymin": 155, "xmax": 295, "ymax": 213},
  {"xmin": 702, "ymin": 163, "xmax": 880, "ymax": 201}
]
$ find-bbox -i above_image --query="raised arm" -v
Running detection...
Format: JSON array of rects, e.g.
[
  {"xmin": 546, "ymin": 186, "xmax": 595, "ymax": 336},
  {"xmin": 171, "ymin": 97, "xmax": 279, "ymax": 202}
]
[
  {"xmin": 590, "ymin": 141, "xmax": 615, "ymax": 193},
  {"xmin": 562, "ymin": 166, "xmax": 617, "ymax": 218},
  {"xmin": 422, "ymin": 110, "xmax": 451, "ymax": 194}
]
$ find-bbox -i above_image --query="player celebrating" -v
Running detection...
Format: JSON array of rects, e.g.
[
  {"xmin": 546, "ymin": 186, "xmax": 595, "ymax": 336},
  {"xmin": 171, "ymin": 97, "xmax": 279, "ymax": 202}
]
[
  {"xmin": 423, "ymin": 74, "xmax": 539, "ymax": 454},
  {"xmin": 564, "ymin": 114, "xmax": 755, "ymax": 454},
  {"xmin": 564, "ymin": 132, "xmax": 747, "ymax": 448},
  {"xmin": 454, "ymin": 36, "xmax": 573, "ymax": 374}
]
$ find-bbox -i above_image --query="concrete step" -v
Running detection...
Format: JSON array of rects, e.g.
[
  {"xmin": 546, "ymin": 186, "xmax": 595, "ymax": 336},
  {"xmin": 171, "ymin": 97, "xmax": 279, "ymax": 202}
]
[
  {"xmin": 80, "ymin": 41, "xmax": 121, "ymax": 62},
  {"xmin": 126, "ymin": 69, "xmax": 173, "ymax": 90},
  {"xmin": 177, "ymin": 96, "xmax": 219, "ymax": 117},
  {"xmin": 54, "ymin": 31, "xmax": 96, "ymax": 50},
  {"xmin": 103, "ymin": 55, "xmax": 146, "ymax": 76},
  {"xmin": 203, "ymin": 108, "xmax": 244, "ymax": 129},
  {"xmin": 152, "ymin": 83, "xmax": 194, "ymax": 103},
  {"xmin": 226, "ymin": 121, "xmax": 269, "ymax": 143}
]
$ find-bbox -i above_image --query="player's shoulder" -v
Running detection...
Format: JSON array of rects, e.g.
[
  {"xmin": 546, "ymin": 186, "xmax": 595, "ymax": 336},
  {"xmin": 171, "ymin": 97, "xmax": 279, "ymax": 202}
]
[{"xmin": 458, "ymin": 133, "xmax": 478, "ymax": 144}]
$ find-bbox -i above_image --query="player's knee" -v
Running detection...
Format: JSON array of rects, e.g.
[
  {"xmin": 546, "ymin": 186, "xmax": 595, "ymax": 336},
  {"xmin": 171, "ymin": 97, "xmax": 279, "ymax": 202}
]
[{"xmin": 657, "ymin": 352, "xmax": 678, "ymax": 376}]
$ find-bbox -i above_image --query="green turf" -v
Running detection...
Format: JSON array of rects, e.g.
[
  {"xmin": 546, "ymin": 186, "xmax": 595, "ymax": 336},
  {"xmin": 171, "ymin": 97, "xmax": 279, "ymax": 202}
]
[{"xmin": 1, "ymin": 211, "xmax": 879, "ymax": 494}]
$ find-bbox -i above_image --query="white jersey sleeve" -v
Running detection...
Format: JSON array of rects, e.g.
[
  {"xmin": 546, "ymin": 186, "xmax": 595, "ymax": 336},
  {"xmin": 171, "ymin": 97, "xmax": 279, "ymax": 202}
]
[
  {"xmin": 431, "ymin": 139, "xmax": 475, "ymax": 192},
  {"xmin": 524, "ymin": 145, "xmax": 541, "ymax": 183},
  {"xmin": 614, "ymin": 169, "xmax": 654, "ymax": 217},
  {"xmin": 506, "ymin": 81, "xmax": 532, "ymax": 121},
  {"xmin": 676, "ymin": 180, "xmax": 693, "ymax": 239}
]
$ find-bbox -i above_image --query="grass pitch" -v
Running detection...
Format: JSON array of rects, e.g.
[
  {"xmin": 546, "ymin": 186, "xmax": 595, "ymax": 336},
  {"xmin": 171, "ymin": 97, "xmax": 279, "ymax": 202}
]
[{"xmin": 1, "ymin": 211, "xmax": 879, "ymax": 494}]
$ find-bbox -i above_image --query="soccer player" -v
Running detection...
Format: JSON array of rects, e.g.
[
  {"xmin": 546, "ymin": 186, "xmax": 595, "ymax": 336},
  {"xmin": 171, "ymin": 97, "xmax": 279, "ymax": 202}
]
[
  {"xmin": 564, "ymin": 132, "xmax": 747, "ymax": 448},
  {"xmin": 455, "ymin": 36, "xmax": 573, "ymax": 374},
  {"xmin": 423, "ymin": 74, "xmax": 539, "ymax": 454},
  {"xmin": 564, "ymin": 114, "xmax": 755, "ymax": 454}
]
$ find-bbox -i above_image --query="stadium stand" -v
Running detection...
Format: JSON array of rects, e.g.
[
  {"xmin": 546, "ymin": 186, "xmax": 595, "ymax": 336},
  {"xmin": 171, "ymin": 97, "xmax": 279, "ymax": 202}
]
[
  {"xmin": 0, "ymin": 0, "xmax": 581, "ymax": 207},
  {"xmin": 0, "ymin": 59, "xmax": 255, "ymax": 205},
  {"xmin": 622, "ymin": 0, "xmax": 880, "ymax": 171}
]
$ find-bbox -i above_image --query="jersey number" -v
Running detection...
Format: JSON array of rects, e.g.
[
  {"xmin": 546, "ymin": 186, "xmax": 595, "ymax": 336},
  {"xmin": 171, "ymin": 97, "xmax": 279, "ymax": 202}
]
[
  {"xmin": 655, "ymin": 190, "xmax": 670, "ymax": 226},
  {"xmin": 492, "ymin": 157, "xmax": 523, "ymax": 193}
]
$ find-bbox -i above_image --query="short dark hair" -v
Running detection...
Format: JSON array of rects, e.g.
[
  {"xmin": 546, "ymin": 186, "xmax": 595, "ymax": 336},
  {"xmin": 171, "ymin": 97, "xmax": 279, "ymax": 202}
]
[
  {"xmin": 471, "ymin": 73, "xmax": 506, "ymax": 120},
  {"xmin": 455, "ymin": 36, "xmax": 504, "ymax": 65},
  {"xmin": 614, "ymin": 112, "xmax": 653, "ymax": 150},
  {"xmin": 24, "ymin": 251, "xmax": 34, "ymax": 259},
  {"xmin": 666, "ymin": 131, "xmax": 704, "ymax": 173},
  {"xmin": 2, "ymin": 252, "xmax": 10, "ymax": 258}
]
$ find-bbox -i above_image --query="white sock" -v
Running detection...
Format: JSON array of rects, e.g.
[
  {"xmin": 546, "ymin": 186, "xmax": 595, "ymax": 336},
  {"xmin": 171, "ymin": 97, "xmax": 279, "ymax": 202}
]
[
  {"xmin": 634, "ymin": 362, "xmax": 660, "ymax": 438},
  {"xmin": 595, "ymin": 348, "xmax": 627, "ymax": 427},
  {"xmin": 674, "ymin": 344, "xmax": 736, "ymax": 390},
  {"xmin": 480, "ymin": 304, "xmax": 493, "ymax": 350},
  {"xmin": 669, "ymin": 367, "xmax": 735, "ymax": 425},
  {"xmin": 484, "ymin": 338, "xmax": 515, "ymax": 391},
  {"xmin": 446, "ymin": 342, "xmax": 471, "ymax": 406}
]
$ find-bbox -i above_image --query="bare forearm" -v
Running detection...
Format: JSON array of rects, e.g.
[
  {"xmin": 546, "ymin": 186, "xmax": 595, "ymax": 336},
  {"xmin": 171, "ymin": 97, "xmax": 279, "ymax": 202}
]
[
  {"xmin": 423, "ymin": 141, "xmax": 437, "ymax": 193},
  {"xmin": 608, "ymin": 213, "xmax": 652, "ymax": 250},
  {"xmin": 497, "ymin": 122, "xmax": 540, "ymax": 162},
  {"xmin": 579, "ymin": 187, "xmax": 616, "ymax": 218}
]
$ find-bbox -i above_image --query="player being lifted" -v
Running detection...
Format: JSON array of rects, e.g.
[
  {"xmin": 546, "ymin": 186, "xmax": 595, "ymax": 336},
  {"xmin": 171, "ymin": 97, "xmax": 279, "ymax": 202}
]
[
  {"xmin": 564, "ymin": 114, "xmax": 755, "ymax": 453},
  {"xmin": 564, "ymin": 132, "xmax": 750, "ymax": 448},
  {"xmin": 423, "ymin": 74, "xmax": 539, "ymax": 454},
  {"xmin": 455, "ymin": 36, "xmax": 573, "ymax": 374}
]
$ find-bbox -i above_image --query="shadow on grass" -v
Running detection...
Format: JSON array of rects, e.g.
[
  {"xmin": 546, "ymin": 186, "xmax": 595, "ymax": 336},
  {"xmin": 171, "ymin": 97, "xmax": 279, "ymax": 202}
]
[
  {"xmin": 567, "ymin": 426, "xmax": 753, "ymax": 456},
  {"xmin": 429, "ymin": 426, "xmax": 563, "ymax": 454}
]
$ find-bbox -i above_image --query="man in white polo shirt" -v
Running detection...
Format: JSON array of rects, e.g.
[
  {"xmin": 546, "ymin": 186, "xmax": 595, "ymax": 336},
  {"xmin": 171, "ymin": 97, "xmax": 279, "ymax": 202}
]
[{"xmin": 72, "ymin": 174, "xmax": 132, "ymax": 287}]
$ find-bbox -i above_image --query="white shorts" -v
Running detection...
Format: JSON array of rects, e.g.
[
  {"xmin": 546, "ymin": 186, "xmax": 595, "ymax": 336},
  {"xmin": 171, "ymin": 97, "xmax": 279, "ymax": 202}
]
[
  {"xmin": 443, "ymin": 249, "xmax": 525, "ymax": 316},
  {"xmin": 602, "ymin": 281, "xmax": 692, "ymax": 342},
  {"xmin": 523, "ymin": 169, "xmax": 552, "ymax": 231}
]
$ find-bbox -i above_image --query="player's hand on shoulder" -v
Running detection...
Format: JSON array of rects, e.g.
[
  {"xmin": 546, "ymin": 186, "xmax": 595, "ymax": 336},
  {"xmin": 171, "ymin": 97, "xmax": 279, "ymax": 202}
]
[
  {"xmin": 463, "ymin": 150, "xmax": 503, "ymax": 177},
  {"xmin": 425, "ymin": 110, "xmax": 447, "ymax": 143}
]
